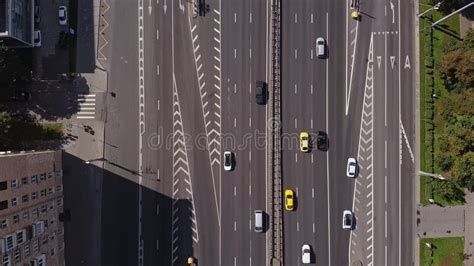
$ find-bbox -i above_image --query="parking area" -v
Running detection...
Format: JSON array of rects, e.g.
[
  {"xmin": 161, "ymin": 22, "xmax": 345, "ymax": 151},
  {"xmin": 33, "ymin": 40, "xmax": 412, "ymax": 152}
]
[{"xmin": 33, "ymin": 0, "xmax": 71, "ymax": 80}]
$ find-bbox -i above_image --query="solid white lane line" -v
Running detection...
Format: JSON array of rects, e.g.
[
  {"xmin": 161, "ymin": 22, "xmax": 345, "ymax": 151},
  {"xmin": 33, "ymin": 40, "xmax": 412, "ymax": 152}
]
[
  {"xmin": 385, "ymin": 175, "xmax": 387, "ymax": 204},
  {"xmin": 385, "ymin": 210, "xmax": 387, "ymax": 238},
  {"xmin": 325, "ymin": 12, "xmax": 332, "ymax": 266},
  {"xmin": 385, "ymin": 140, "xmax": 387, "ymax": 169},
  {"xmin": 384, "ymin": 31, "xmax": 387, "ymax": 127}
]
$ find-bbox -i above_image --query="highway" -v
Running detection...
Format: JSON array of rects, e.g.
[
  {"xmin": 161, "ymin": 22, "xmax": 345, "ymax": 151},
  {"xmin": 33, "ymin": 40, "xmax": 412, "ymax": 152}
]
[{"xmin": 92, "ymin": 0, "xmax": 416, "ymax": 265}]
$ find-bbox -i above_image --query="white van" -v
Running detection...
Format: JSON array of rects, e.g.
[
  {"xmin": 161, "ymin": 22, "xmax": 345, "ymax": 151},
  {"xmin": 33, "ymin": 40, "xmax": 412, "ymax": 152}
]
[
  {"xmin": 316, "ymin": 37, "xmax": 326, "ymax": 58},
  {"xmin": 254, "ymin": 210, "xmax": 264, "ymax": 233},
  {"xmin": 302, "ymin": 244, "xmax": 311, "ymax": 264}
]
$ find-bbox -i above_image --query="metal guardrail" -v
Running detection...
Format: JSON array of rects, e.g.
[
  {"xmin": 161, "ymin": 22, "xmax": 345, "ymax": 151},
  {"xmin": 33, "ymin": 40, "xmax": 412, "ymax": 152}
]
[{"xmin": 269, "ymin": 0, "xmax": 282, "ymax": 265}]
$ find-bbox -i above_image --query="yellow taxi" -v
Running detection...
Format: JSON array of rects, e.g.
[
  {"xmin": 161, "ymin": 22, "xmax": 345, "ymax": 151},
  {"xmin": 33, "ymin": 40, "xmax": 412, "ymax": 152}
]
[
  {"xmin": 285, "ymin": 189, "xmax": 295, "ymax": 211},
  {"xmin": 300, "ymin": 131, "xmax": 310, "ymax": 152}
]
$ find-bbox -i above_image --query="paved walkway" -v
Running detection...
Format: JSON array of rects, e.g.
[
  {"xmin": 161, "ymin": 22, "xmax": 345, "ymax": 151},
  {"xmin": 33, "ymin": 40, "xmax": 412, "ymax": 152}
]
[
  {"xmin": 464, "ymin": 191, "xmax": 474, "ymax": 265},
  {"xmin": 416, "ymin": 204, "xmax": 465, "ymax": 238}
]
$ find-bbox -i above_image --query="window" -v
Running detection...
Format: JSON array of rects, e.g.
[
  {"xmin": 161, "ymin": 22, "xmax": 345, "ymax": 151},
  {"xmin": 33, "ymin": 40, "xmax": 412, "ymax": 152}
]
[
  {"xmin": 21, "ymin": 176, "xmax": 28, "ymax": 185},
  {"xmin": 16, "ymin": 231, "xmax": 25, "ymax": 245},
  {"xmin": 11, "ymin": 197, "xmax": 18, "ymax": 207},
  {"xmin": 40, "ymin": 189, "xmax": 46, "ymax": 197},
  {"xmin": 11, "ymin": 179, "xmax": 19, "ymax": 188},
  {"xmin": 1, "ymin": 219, "xmax": 8, "ymax": 228},
  {"xmin": 31, "ymin": 175, "xmax": 38, "ymax": 184},
  {"xmin": 32, "ymin": 238, "xmax": 39, "ymax": 252},
  {"xmin": 57, "ymin": 227, "xmax": 64, "ymax": 236},
  {"xmin": 22, "ymin": 194, "xmax": 29, "ymax": 203},
  {"xmin": 48, "ymin": 171, "xmax": 54, "ymax": 179},
  {"xmin": 31, "ymin": 191, "xmax": 38, "ymax": 200},
  {"xmin": 48, "ymin": 202, "xmax": 54, "ymax": 211},
  {"xmin": 48, "ymin": 187, "xmax": 53, "ymax": 195},
  {"xmin": 50, "ymin": 247, "xmax": 55, "ymax": 256},
  {"xmin": 39, "ymin": 173, "xmax": 46, "ymax": 181},
  {"xmin": 48, "ymin": 232, "xmax": 56, "ymax": 241},
  {"xmin": 23, "ymin": 211, "xmax": 29, "ymax": 220},
  {"xmin": 23, "ymin": 242, "xmax": 30, "ymax": 257},
  {"xmin": 0, "ymin": 181, "xmax": 7, "ymax": 191},
  {"xmin": 2, "ymin": 254, "xmax": 11, "ymax": 266},
  {"xmin": 13, "ymin": 247, "xmax": 20, "ymax": 263},
  {"xmin": 56, "ymin": 198, "xmax": 63, "ymax": 207},
  {"xmin": 40, "ymin": 205, "xmax": 47, "ymax": 213},
  {"xmin": 6, "ymin": 235, "xmax": 14, "ymax": 250},
  {"xmin": 55, "ymin": 185, "xmax": 63, "ymax": 192},
  {"xmin": 0, "ymin": 200, "xmax": 8, "ymax": 210},
  {"xmin": 55, "ymin": 170, "xmax": 62, "ymax": 177},
  {"xmin": 12, "ymin": 215, "xmax": 19, "ymax": 224},
  {"xmin": 32, "ymin": 208, "xmax": 38, "ymax": 217}
]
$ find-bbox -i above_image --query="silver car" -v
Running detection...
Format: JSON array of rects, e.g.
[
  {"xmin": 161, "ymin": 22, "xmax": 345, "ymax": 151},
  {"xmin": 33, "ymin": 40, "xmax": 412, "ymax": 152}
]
[
  {"xmin": 59, "ymin": 6, "xmax": 68, "ymax": 25},
  {"xmin": 316, "ymin": 37, "xmax": 326, "ymax": 58}
]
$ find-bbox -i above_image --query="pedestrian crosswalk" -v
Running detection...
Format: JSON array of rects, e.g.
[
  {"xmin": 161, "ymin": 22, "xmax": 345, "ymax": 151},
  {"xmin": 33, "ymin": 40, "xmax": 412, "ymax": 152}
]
[{"xmin": 76, "ymin": 94, "xmax": 96, "ymax": 119}]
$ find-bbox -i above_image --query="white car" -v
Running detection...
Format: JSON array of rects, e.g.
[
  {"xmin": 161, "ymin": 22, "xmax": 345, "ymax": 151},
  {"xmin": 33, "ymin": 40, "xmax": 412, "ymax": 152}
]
[
  {"xmin": 223, "ymin": 151, "xmax": 234, "ymax": 171},
  {"xmin": 316, "ymin": 37, "xmax": 326, "ymax": 58},
  {"xmin": 59, "ymin": 6, "xmax": 68, "ymax": 25},
  {"xmin": 301, "ymin": 244, "xmax": 311, "ymax": 264},
  {"xmin": 346, "ymin": 157, "xmax": 357, "ymax": 177},
  {"xmin": 342, "ymin": 210, "xmax": 354, "ymax": 230},
  {"xmin": 33, "ymin": 30, "xmax": 41, "ymax": 47}
]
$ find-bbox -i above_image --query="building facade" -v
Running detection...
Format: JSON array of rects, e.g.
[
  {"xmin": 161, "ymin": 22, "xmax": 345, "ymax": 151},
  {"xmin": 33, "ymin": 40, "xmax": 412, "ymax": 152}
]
[
  {"xmin": 0, "ymin": 0, "xmax": 34, "ymax": 47},
  {"xmin": 0, "ymin": 150, "xmax": 65, "ymax": 266}
]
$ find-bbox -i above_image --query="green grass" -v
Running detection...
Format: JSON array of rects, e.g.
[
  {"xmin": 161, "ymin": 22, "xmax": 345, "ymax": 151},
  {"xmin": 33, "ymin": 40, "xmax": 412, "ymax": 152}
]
[
  {"xmin": 420, "ymin": 237, "xmax": 464, "ymax": 266},
  {"xmin": 418, "ymin": 0, "xmax": 462, "ymax": 205}
]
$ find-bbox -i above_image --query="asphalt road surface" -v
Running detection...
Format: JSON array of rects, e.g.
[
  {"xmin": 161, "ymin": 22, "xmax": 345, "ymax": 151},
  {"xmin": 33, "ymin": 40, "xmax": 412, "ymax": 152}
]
[{"xmin": 94, "ymin": 0, "xmax": 416, "ymax": 265}]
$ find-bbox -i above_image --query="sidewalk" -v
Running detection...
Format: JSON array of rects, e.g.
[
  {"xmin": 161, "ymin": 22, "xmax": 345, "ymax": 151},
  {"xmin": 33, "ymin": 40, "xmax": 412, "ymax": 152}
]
[
  {"xmin": 464, "ymin": 191, "xmax": 474, "ymax": 265},
  {"xmin": 416, "ymin": 204, "xmax": 465, "ymax": 238}
]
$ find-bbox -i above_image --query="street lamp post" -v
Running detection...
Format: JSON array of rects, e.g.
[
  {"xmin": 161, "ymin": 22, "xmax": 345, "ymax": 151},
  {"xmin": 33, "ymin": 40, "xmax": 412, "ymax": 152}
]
[
  {"xmin": 432, "ymin": 2, "xmax": 474, "ymax": 28},
  {"xmin": 418, "ymin": 2, "xmax": 441, "ymax": 18}
]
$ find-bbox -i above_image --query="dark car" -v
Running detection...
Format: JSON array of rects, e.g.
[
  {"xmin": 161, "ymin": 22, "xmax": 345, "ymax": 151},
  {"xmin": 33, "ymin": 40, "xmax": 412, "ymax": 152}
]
[
  {"xmin": 316, "ymin": 131, "xmax": 328, "ymax": 151},
  {"xmin": 255, "ymin": 81, "xmax": 267, "ymax": 105}
]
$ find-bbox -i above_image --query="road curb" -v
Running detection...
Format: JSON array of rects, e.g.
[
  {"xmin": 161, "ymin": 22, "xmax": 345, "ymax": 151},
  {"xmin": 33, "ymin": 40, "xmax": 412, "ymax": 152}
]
[{"xmin": 413, "ymin": 0, "xmax": 421, "ymax": 265}]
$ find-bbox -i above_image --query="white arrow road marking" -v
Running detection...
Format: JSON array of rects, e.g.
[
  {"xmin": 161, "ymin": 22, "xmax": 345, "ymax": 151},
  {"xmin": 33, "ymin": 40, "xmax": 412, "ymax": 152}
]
[
  {"xmin": 377, "ymin": 56, "xmax": 382, "ymax": 69},
  {"xmin": 390, "ymin": 1, "xmax": 395, "ymax": 24},
  {"xmin": 148, "ymin": 0, "xmax": 152, "ymax": 15},
  {"xmin": 390, "ymin": 56, "xmax": 395, "ymax": 69},
  {"xmin": 404, "ymin": 55, "xmax": 411, "ymax": 69}
]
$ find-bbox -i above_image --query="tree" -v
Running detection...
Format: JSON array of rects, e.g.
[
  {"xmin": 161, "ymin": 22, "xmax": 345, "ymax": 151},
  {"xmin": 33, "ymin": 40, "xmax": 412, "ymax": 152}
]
[{"xmin": 0, "ymin": 45, "xmax": 32, "ymax": 89}]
